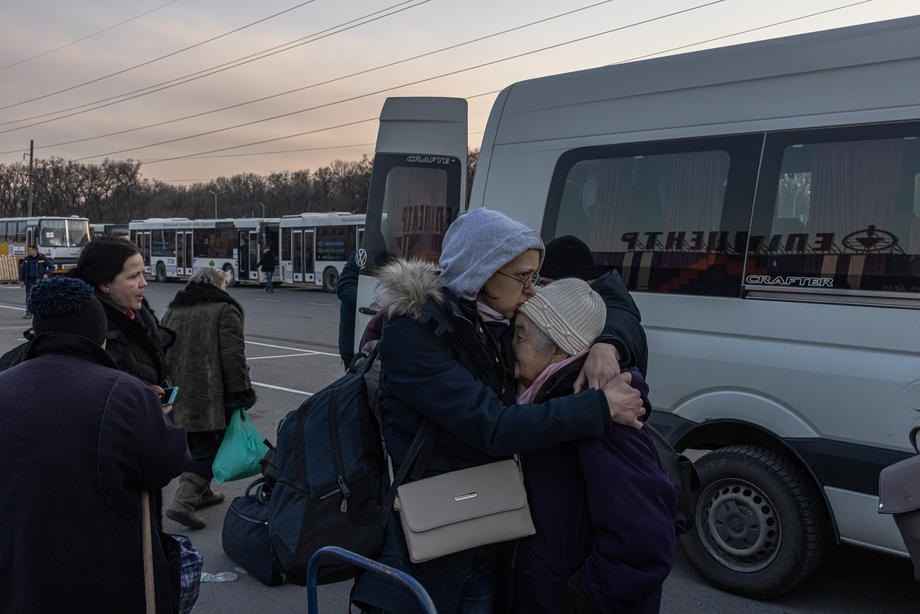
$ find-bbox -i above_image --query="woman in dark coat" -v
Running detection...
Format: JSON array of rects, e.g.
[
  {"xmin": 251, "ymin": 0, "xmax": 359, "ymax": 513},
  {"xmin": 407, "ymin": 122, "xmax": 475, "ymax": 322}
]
[
  {"xmin": 352, "ymin": 209, "xmax": 647, "ymax": 614},
  {"xmin": 161, "ymin": 266, "xmax": 256, "ymax": 529},
  {"xmin": 71, "ymin": 236, "xmax": 175, "ymax": 392},
  {"xmin": 0, "ymin": 277, "xmax": 189, "ymax": 613},
  {"xmin": 510, "ymin": 278, "xmax": 677, "ymax": 613}
]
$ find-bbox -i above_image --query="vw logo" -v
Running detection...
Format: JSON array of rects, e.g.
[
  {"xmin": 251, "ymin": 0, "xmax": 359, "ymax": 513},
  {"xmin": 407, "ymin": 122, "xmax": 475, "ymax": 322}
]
[{"xmin": 355, "ymin": 248, "xmax": 368, "ymax": 269}]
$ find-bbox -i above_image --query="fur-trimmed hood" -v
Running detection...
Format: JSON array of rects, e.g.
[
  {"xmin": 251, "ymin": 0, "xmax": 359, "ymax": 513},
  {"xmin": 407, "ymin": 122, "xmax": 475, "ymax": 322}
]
[
  {"xmin": 375, "ymin": 259, "xmax": 445, "ymax": 320},
  {"xmin": 167, "ymin": 282, "xmax": 243, "ymax": 314}
]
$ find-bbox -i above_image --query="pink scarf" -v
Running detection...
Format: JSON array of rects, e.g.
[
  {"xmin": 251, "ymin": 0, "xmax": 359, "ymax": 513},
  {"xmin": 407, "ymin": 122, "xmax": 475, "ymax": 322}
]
[{"xmin": 516, "ymin": 347, "xmax": 589, "ymax": 404}]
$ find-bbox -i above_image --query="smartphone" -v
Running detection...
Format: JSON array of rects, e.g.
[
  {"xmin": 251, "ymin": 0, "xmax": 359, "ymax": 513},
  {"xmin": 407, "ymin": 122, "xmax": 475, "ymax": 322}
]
[{"xmin": 160, "ymin": 386, "xmax": 179, "ymax": 406}]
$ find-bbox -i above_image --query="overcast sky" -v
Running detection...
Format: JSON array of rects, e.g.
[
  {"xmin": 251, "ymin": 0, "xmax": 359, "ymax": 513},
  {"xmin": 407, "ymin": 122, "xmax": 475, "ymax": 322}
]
[{"xmin": 0, "ymin": 0, "xmax": 916, "ymax": 185}]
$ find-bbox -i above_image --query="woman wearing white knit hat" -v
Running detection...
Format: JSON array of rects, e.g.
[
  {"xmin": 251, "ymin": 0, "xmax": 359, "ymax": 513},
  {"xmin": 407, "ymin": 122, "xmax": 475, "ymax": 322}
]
[{"xmin": 511, "ymin": 277, "xmax": 678, "ymax": 614}]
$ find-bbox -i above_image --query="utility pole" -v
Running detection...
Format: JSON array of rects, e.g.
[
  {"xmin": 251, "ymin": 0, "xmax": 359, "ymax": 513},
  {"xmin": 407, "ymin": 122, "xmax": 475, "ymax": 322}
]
[
  {"xmin": 27, "ymin": 140, "xmax": 34, "ymax": 217},
  {"xmin": 209, "ymin": 190, "xmax": 218, "ymax": 218}
]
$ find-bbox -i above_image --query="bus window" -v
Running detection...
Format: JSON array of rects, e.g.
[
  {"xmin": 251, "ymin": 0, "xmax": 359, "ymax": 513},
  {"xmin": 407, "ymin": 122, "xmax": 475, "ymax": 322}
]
[
  {"xmin": 68, "ymin": 219, "xmax": 90, "ymax": 246},
  {"xmin": 750, "ymin": 125, "xmax": 920, "ymax": 294},
  {"xmin": 38, "ymin": 219, "xmax": 67, "ymax": 247}
]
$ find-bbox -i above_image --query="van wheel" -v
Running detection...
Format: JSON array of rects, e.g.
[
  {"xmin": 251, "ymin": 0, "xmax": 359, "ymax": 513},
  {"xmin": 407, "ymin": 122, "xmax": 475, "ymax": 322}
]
[
  {"xmin": 322, "ymin": 267, "xmax": 338, "ymax": 293},
  {"xmin": 155, "ymin": 262, "xmax": 166, "ymax": 283},
  {"xmin": 223, "ymin": 264, "xmax": 238, "ymax": 287},
  {"xmin": 680, "ymin": 445, "xmax": 829, "ymax": 600}
]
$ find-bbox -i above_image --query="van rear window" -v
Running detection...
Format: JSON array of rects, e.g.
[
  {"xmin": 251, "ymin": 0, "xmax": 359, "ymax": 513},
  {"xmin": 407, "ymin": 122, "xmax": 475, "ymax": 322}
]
[{"xmin": 749, "ymin": 126, "xmax": 920, "ymax": 295}]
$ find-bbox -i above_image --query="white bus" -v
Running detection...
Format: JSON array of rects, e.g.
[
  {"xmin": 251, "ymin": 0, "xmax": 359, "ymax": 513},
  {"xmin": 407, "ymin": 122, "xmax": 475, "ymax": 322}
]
[
  {"xmin": 278, "ymin": 212, "xmax": 365, "ymax": 292},
  {"xmin": 356, "ymin": 16, "xmax": 920, "ymax": 599},
  {"xmin": 129, "ymin": 217, "xmax": 279, "ymax": 286},
  {"xmin": 0, "ymin": 215, "xmax": 90, "ymax": 273}
]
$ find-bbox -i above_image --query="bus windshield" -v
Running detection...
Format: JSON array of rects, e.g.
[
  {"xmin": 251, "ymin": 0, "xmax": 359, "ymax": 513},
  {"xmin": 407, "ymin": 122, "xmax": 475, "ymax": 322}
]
[{"xmin": 38, "ymin": 219, "xmax": 90, "ymax": 247}]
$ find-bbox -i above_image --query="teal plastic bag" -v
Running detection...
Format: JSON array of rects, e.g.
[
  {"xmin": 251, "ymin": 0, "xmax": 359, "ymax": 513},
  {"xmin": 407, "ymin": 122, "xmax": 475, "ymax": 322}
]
[{"xmin": 212, "ymin": 408, "xmax": 268, "ymax": 484}]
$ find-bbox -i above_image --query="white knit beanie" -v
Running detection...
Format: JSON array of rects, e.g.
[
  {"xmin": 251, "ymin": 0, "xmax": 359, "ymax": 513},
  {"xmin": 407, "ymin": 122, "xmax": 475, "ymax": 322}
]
[{"xmin": 518, "ymin": 278, "xmax": 605, "ymax": 356}]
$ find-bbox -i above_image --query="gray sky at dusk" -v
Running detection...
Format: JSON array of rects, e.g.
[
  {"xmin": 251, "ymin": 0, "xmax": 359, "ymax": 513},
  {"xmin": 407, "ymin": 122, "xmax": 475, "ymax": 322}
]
[{"xmin": 1, "ymin": 0, "xmax": 916, "ymax": 185}]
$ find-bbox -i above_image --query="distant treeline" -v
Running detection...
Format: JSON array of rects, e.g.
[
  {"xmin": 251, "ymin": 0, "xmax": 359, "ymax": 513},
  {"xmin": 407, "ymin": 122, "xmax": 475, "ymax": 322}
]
[{"xmin": 0, "ymin": 151, "xmax": 479, "ymax": 222}]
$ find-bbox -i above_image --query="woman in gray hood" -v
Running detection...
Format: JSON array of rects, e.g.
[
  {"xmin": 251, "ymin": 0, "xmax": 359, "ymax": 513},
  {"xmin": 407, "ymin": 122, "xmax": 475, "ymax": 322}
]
[{"xmin": 352, "ymin": 208, "xmax": 645, "ymax": 614}]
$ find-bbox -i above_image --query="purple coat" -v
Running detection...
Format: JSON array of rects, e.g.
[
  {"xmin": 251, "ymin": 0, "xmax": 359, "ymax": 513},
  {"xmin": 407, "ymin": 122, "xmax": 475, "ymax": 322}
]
[{"xmin": 512, "ymin": 366, "xmax": 678, "ymax": 613}]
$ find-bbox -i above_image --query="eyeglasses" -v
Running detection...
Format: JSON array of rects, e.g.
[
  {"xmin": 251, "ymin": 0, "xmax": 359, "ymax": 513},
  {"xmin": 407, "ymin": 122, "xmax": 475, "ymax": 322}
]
[{"xmin": 495, "ymin": 269, "xmax": 540, "ymax": 289}]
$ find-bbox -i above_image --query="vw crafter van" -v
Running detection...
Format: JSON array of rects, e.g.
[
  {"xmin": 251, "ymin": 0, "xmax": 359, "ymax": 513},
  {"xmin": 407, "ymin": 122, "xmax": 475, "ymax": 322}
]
[{"xmin": 354, "ymin": 15, "xmax": 920, "ymax": 599}]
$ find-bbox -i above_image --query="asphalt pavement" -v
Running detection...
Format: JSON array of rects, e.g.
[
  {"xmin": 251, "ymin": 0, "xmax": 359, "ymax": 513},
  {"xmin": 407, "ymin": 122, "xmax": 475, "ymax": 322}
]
[{"xmin": 0, "ymin": 280, "xmax": 915, "ymax": 613}]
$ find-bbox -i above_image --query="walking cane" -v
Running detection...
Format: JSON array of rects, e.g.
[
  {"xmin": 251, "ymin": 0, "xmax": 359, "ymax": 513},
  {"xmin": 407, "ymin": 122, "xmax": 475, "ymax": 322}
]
[{"xmin": 141, "ymin": 490, "xmax": 156, "ymax": 614}]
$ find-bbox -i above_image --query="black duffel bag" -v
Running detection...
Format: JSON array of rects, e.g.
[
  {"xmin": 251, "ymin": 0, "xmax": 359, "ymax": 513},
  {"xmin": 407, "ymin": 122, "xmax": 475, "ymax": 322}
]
[{"xmin": 222, "ymin": 478, "xmax": 284, "ymax": 586}]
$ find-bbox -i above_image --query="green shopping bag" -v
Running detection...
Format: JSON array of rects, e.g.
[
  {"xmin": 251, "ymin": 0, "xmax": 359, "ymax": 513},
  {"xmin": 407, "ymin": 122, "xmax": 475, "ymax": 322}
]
[{"xmin": 212, "ymin": 408, "xmax": 268, "ymax": 483}]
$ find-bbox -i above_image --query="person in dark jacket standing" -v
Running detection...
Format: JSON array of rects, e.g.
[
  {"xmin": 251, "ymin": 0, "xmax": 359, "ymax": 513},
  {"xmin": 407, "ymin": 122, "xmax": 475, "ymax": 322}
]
[
  {"xmin": 336, "ymin": 251, "xmax": 360, "ymax": 367},
  {"xmin": 352, "ymin": 209, "xmax": 647, "ymax": 614},
  {"xmin": 539, "ymin": 234, "xmax": 649, "ymax": 377},
  {"xmin": 0, "ymin": 277, "xmax": 189, "ymax": 614},
  {"xmin": 256, "ymin": 247, "xmax": 276, "ymax": 293},
  {"xmin": 161, "ymin": 266, "xmax": 257, "ymax": 529},
  {"xmin": 70, "ymin": 237, "xmax": 176, "ymax": 393},
  {"xmin": 17, "ymin": 245, "xmax": 52, "ymax": 318},
  {"xmin": 510, "ymin": 278, "xmax": 676, "ymax": 613}
]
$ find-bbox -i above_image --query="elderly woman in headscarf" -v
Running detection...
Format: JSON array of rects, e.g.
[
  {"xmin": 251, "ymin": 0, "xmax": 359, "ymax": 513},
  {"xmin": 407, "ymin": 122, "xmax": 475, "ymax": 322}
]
[
  {"xmin": 352, "ymin": 208, "xmax": 647, "ymax": 614},
  {"xmin": 510, "ymin": 278, "xmax": 677, "ymax": 614}
]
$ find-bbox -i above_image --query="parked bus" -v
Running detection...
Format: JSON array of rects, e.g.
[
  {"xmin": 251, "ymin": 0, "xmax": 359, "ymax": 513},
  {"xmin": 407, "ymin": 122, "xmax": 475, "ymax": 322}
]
[
  {"xmin": 0, "ymin": 215, "xmax": 90, "ymax": 273},
  {"xmin": 278, "ymin": 212, "xmax": 365, "ymax": 292},
  {"xmin": 89, "ymin": 222, "xmax": 129, "ymax": 240},
  {"xmin": 129, "ymin": 217, "xmax": 279, "ymax": 286},
  {"xmin": 356, "ymin": 16, "xmax": 920, "ymax": 599}
]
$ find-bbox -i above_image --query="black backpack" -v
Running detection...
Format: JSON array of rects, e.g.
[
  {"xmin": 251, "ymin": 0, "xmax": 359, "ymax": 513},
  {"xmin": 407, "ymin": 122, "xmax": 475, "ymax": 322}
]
[
  {"xmin": 645, "ymin": 423, "xmax": 701, "ymax": 534},
  {"xmin": 266, "ymin": 349, "xmax": 386, "ymax": 585}
]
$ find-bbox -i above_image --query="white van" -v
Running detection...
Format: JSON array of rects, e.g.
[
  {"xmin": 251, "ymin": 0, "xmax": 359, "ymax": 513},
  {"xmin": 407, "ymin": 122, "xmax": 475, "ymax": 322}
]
[{"xmin": 355, "ymin": 15, "xmax": 920, "ymax": 598}]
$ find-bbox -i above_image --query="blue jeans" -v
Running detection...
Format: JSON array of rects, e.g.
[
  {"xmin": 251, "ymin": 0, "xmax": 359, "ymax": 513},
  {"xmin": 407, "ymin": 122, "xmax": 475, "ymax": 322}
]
[
  {"xmin": 456, "ymin": 556, "xmax": 496, "ymax": 614},
  {"xmin": 265, "ymin": 271, "xmax": 274, "ymax": 292}
]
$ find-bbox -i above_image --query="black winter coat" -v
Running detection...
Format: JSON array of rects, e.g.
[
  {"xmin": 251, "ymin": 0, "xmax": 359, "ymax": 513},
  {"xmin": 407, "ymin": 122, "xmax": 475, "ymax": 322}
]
[
  {"xmin": 98, "ymin": 292, "xmax": 175, "ymax": 386},
  {"xmin": 0, "ymin": 333, "xmax": 189, "ymax": 613},
  {"xmin": 592, "ymin": 270, "xmax": 648, "ymax": 376}
]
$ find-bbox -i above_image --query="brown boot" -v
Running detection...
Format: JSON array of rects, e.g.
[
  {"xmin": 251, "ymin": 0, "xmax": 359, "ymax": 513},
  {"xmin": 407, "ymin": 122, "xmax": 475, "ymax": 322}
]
[
  {"xmin": 166, "ymin": 472, "xmax": 207, "ymax": 529},
  {"xmin": 195, "ymin": 486, "xmax": 226, "ymax": 510}
]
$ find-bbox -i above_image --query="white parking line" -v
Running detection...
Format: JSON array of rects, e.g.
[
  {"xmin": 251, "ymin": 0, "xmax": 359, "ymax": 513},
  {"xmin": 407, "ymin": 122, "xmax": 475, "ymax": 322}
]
[
  {"xmin": 0, "ymin": 305, "xmax": 25, "ymax": 312},
  {"xmin": 245, "ymin": 340, "xmax": 339, "ymax": 357},
  {"xmin": 251, "ymin": 381, "xmax": 313, "ymax": 396},
  {"xmin": 248, "ymin": 353, "xmax": 321, "ymax": 360}
]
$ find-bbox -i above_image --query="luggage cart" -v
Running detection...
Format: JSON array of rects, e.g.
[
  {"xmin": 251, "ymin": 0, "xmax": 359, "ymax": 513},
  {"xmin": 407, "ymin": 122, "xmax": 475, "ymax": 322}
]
[{"xmin": 306, "ymin": 546, "xmax": 436, "ymax": 613}]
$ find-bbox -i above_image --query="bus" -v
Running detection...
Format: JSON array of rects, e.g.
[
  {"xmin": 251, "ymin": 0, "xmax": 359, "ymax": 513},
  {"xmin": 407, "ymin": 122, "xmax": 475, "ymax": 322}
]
[
  {"xmin": 356, "ymin": 16, "xmax": 920, "ymax": 599},
  {"xmin": 129, "ymin": 217, "xmax": 280, "ymax": 286},
  {"xmin": 89, "ymin": 223, "xmax": 130, "ymax": 240},
  {"xmin": 0, "ymin": 216, "xmax": 90, "ymax": 273},
  {"xmin": 278, "ymin": 212, "xmax": 365, "ymax": 292}
]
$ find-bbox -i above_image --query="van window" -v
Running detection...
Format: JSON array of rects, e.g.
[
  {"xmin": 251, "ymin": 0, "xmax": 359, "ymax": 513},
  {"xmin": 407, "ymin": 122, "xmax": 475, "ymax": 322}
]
[
  {"xmin": 545, "ymin": 136, "xmax": 762, "ymax": 296},
  {"xmin": 364, "ymin": 153, "xmax": 463, "ymax": 268},
  {"xmin": 749, "ymin": 125, "xmax": 920, "ymax": 294}
]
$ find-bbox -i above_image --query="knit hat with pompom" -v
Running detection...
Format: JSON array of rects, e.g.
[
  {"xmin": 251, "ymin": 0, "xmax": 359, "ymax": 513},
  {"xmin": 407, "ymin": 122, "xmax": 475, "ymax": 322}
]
[{"xmin": 28, "ymin": 277, "xmax": 108, "ymax": 344}]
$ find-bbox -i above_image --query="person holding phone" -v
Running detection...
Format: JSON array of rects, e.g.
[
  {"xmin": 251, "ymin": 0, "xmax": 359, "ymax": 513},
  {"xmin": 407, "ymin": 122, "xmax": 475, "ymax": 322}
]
[{"xmin": 161, "ymin": 266, "xmax": 256, "ymax": 530}]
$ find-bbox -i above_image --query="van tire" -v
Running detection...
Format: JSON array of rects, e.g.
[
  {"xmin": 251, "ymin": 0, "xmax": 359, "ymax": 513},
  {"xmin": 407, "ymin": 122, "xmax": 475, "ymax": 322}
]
[
  {"xmin": 322, "ymin": 267, "xmax": 338, "ymax": 293},
  {"xmin": 155, "ymin": 262, "xmax": 167, "ymax": 283},
  {"xmin": 680, "ymin": 445, "xmax": 829, "ymax": 600}
]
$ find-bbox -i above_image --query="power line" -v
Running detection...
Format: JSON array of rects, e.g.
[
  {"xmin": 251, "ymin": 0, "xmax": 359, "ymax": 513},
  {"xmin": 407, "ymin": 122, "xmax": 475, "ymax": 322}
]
[
  {"xmin": 0, "ymin": 0, "xmax": 182, "ymax": 72},
  {"xmin": 0, "ymin": 0, "xmax": 319, "ymax": 111},
  {"xmin": 3, "ymin": 0, "xmax": 611, "ymax": 150},
  {"xmin": 137, "ymin": 0, "xmax": 876, "ymax": 167},
  {"xmin": 0, "ymin": 0, "xmax": 428, "ymax": 130},
  {"xmin": 79, "ymin": 0, "xmax": 728, "ymax": 162}
]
